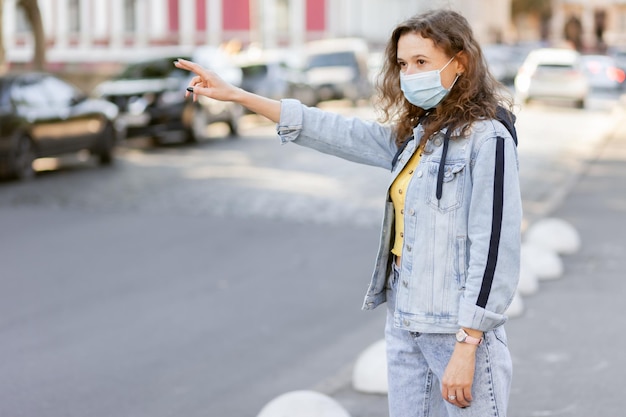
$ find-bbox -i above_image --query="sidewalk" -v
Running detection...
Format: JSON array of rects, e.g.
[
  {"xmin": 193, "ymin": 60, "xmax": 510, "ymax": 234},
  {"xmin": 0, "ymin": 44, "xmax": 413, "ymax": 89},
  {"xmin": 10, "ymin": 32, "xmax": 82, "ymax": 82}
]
[{"xmin": 325, "ymin": 115, "xmax": 626, "ymax": 417}]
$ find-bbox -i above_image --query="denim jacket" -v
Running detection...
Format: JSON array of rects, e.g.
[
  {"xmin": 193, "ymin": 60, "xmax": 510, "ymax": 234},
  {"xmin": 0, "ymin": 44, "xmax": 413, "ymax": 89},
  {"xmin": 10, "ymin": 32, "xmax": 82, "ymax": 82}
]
[{"xmin": 277, "ymin": 99, "xmax": 522, "ymax": 333}]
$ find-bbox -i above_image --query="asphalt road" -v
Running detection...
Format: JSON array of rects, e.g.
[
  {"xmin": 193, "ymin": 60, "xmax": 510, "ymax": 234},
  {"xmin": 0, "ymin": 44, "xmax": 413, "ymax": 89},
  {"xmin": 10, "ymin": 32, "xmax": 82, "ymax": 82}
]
[{"xmin": 0, "ymin": 96, "xmax": 623, "ymax": 417}]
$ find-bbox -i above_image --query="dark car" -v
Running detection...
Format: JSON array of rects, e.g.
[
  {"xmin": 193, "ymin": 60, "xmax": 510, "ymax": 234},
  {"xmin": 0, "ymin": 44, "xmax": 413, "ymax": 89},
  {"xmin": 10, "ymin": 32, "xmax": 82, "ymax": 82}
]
[
  {"xmin": 580, "ymin": 54, "xmax": 626, "ymax": 91},
  {"xmin": 0, "ymin": 72, "xmax": 123, "ymax": 180},
  {"xmin": 94, "ymin": 51, "xmax": 243, "ymax": 145}
]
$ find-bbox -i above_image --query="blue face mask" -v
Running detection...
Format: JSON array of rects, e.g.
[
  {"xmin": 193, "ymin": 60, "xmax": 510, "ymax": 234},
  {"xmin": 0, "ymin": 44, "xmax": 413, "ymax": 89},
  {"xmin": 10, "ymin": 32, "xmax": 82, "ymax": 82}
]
[{"xmin": 400, "ymin": 56, "xmax": 459, "ymax": 109}]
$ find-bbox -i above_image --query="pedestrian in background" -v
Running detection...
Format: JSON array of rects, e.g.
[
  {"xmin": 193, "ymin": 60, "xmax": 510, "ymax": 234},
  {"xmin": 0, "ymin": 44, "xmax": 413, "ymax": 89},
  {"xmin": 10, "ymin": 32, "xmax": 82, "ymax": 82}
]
[{"xmin": 175, "ymin": 8, "xmax": 521, "ymax": 417}]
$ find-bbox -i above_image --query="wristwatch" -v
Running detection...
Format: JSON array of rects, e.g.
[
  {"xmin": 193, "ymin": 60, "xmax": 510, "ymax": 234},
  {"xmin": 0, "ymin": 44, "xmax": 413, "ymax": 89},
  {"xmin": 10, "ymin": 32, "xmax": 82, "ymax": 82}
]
[{"xmin": 455, "ymin": 328, "xmax": 482, "ymax": 345}]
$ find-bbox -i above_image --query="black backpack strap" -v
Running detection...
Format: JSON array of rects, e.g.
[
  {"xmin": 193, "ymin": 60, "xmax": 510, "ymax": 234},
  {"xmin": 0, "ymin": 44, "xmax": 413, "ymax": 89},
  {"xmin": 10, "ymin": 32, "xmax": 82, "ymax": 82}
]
[
  {"xmin": 390, "ymin": 135, "xmax": 414, "ymax": 171},
  {"xmin": 435, "ymin": 128, "xmax": 453, "ymax": 200},
  {"xmin": 495, "ymin": 105, "xmax": 517, "ymax": 146}
]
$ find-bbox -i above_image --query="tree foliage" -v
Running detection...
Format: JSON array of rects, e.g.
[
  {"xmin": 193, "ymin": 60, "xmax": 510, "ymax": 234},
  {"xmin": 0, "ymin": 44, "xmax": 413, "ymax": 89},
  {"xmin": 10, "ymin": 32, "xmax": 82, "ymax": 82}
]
[
  {"xmin": 18, "ymin": 0, "xmax": 46, "ymax": 69},
  {"xmin": 0, "ymin": 0, "xmax": 46, "ymax": 72},
  {"xmin": 0, "ymin": 1, "xmax": 6, "ymax": 74},
  {"xmin": 512, "ymin": 0, "xmax": 553, "ymax": 19}
]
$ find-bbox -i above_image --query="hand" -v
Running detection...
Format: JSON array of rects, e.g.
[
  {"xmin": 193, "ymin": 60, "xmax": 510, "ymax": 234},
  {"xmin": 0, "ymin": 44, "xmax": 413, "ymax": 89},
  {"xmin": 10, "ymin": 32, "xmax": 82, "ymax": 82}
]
[
  {"xmin": 175, "ymin": 58, "xmax": 282, "ymax": 123},
  {"xmin": 441, "ymin": 342, "xmax": 477, "ymax": 408},
  {"xmin": 173, "ymin": 58, "xmax": 242, "ymax": 102}
]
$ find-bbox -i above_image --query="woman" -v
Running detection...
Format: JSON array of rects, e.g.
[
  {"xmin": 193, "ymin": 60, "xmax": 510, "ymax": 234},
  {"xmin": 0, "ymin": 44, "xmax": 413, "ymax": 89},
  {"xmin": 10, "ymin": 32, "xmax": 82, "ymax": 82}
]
[{"xmin": 175, "ymin": 8, "xmax": 521, "ymax": 417}]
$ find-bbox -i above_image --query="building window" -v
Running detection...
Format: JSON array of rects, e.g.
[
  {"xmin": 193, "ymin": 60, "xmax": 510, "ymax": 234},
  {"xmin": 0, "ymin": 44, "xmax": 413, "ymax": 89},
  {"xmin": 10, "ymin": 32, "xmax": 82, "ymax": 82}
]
[
  {"xmin": 68, "ymin": 0, "xmax": 80, "ymax": 33},
  {"xmin": 124, "ymin": 0, "xmax": 137, "ymax": 32}
]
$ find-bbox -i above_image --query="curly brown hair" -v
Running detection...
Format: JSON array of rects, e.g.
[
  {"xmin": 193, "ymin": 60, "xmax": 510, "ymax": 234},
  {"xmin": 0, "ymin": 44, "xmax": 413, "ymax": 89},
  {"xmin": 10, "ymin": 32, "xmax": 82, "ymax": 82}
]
[{"xmin": 376, "ymin": 9, "xmax": 513, "ymax": 147}]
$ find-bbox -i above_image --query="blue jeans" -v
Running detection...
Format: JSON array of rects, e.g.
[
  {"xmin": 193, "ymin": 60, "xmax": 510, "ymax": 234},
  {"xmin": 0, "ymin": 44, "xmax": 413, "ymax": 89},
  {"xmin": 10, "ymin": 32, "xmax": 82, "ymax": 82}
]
[{"xmin": 385, "ymin": 263, "xmax": 512, "ymax": 417}]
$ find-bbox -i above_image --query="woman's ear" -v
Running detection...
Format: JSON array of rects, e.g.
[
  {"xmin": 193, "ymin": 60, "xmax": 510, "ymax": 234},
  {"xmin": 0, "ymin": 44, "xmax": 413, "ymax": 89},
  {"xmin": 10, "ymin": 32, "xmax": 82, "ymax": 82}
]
[{"xmin": 455, "ymin": 51, "xmax": 468, "ymax": 75}]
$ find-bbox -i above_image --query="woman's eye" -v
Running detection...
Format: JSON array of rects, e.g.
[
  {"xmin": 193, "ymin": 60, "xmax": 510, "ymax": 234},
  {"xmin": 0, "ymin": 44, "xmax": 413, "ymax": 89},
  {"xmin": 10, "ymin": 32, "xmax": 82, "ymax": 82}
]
[{"xmin": 417, "ymin": 59, "xmax": 426, "ymax": 65}]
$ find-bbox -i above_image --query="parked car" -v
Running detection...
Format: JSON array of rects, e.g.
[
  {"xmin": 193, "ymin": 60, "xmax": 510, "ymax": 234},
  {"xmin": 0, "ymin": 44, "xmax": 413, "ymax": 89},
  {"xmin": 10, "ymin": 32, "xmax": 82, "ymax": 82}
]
[
  {"xmin": 609, "ymin": 46, "xmax": 626, "ymax": 73},
  {"xmin": 237, "ymin": 53, "xmax": 291, "ymax": 100},
  {"xmin": 482, "ymin": 44, "xmax": 526, "ymax": 86},
  {"xmin": 94, "ymin": 47, "xmax": 243, "ymax": 145},
  {"xmin": 301, "ymin": 38, "xmax": 373, "ymax": 106},
  {"xmin": 0, "ymin": 71, "xmax": 123, "ymax": 180},
  {"xmin": 580, "ymin": 54, "xmax": 626, "ymax": 91},
  {"xmin": 514, "ymin": 48, "xmax": 589, "ymax": 108}
]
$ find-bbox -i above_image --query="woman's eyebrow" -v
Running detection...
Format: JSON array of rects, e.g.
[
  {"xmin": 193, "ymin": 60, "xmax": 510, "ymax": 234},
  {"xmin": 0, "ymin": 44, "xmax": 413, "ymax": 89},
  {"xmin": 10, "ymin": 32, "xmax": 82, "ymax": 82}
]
[{"xmin": 398, "ymin": 54, "xmax": 428, "ymax": 61}]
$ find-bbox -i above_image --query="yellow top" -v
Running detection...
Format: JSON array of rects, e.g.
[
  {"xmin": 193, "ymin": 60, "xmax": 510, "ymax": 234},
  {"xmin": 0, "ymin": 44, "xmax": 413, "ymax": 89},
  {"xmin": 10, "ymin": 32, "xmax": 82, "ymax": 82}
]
[{"xmin": 390, "ymin": 147, "xmax": 422, "ymax": 257}]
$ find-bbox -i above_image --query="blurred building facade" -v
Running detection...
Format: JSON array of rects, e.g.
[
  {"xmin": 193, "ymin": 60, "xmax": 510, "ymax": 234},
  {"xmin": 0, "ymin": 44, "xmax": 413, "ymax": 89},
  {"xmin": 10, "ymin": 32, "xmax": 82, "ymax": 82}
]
[
  {"xmin": 2, "ymin": 0, "xmax": 512, "ymax": 66},
  {"xmin": 551, "ymin": 0, "xmax": 626, "ymax": 51}
]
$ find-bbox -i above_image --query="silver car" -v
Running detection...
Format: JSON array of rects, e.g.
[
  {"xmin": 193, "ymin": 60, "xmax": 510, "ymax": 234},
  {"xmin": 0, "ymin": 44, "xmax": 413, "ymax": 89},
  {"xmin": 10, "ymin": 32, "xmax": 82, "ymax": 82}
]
[{"xmin": 514, "ymin": 48, "xmax": 589, "ymax": 108}]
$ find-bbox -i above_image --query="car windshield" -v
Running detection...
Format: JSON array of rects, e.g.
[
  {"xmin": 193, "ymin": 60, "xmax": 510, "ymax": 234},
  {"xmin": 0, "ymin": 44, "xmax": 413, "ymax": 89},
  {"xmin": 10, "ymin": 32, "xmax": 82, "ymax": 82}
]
[
  {"xmin": 537, "ymin": 63, "xmax": 576, "ymax": 70},
  {"xmin": 306, "ymin": 51, "xmax": 357, "ymax": 69},
  {"xmin": 241, "ymin": 65, "xmax": 269, "ymax": 78},
  {"xmin": 117, "ymin": 58, "xmax": 190, "ymax": 80},
  {"xmin": 0, "ymin": 78, "xmax": 13, "ymax": 108}
]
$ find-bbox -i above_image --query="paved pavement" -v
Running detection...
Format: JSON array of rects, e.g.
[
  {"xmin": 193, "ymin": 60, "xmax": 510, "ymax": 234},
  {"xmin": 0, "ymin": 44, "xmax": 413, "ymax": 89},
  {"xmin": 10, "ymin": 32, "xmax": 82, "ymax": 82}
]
[{"xmin": 321, "ymin": 113, "xmax": 626, "ymax": 417}]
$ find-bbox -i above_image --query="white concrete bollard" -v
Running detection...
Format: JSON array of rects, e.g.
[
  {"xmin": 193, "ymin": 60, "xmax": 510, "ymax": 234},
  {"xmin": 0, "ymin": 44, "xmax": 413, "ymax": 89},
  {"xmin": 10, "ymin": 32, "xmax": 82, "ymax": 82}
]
[
  {"xmin": 505, "ymin": 291, "xmax": 524, "ymax": 318},
  {"xmin": 352, "ymin": 339, "xmax": 388, "ymax": 394},
  {"xmin": 256, "ymin": 390, "xmax": 351, "ymax": 417},
  {"xmin": 521, "ymin": 243, "xmax": 564, "ymax": 281},
  {"xmin": 525, "ymin": 217, "xmax": 581, "ymax": 255},
  {"xmin": 517, "ymin": 262, "xmax": 539, "ymax": 296}
]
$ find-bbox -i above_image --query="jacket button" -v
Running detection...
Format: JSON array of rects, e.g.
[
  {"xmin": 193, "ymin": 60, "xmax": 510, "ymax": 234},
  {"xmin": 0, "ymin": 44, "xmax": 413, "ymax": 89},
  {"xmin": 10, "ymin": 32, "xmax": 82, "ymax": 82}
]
[
  {"xmin": 416, "ymin": 171, "xmax": 423, "ymax": 178},
  {"xmin": 409, "ymin": 209, "xmax": 415, "ymax": 215},
  {"xmin": 403, "ymin": 319, "xmax": 410, "ymax": 326},
  {"xmin": 402, "ymin": 280, "xmax": 409, "ymax": 287},
  {"xmin": 400, "ymin": 209, "xmax": 404, "ymax": 214},
  {"xmin": 406, "ymin": 245, "xmax": 412, "ymax": 252}
]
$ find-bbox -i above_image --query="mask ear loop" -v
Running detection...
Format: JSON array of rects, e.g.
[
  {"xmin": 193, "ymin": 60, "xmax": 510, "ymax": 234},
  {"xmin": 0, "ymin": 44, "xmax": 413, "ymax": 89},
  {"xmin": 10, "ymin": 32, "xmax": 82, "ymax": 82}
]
[
  {"xmin": 447, "ymin": 73, "xmax": 461, "ymax": 90},
  {"xmin": 439, "ymin": 55, "xmax": 456, "ymax": 72}
]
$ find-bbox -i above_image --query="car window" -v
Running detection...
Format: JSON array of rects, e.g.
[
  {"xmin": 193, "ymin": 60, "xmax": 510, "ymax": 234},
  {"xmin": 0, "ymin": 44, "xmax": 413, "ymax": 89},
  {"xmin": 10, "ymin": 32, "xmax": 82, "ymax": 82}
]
[
  {"xmin": 241, "ymin": 64, "xmax": 269, "ymax": 78},
  {"xmin": 118, "ymin": 57, "xmax": 190, "ymax": 80},
  {"xmin": 306, "ymin": 51, "xmax": 358, "ymax": 69},
  {"xmin": 0, "ymin": 79, "xmax": 12, "ymax": 109},
  {"xmin": 536, "ymin": 63, "xmax": 576, "ymax": 70}
]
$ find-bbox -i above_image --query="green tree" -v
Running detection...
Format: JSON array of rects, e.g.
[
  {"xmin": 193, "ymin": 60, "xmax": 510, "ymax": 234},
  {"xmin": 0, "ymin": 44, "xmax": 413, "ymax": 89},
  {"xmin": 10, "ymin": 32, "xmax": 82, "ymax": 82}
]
[
  {"xmin": 512, "ymin": 0, "xmax": 553, "ymax": 40},
  {"xmin": 0, "ymin": 1, "xmax": 6, "ymax": 74},
  {"xmin": 19, "ymin": 0, "xmax": 46, "ymax": 69},
  {"xmin": 512, "ymin": 0, "xmax": 552, "ymax": 18},
  {"xmin": 0, "ymin": 0, "xmax": 46, "ymax": 73}
]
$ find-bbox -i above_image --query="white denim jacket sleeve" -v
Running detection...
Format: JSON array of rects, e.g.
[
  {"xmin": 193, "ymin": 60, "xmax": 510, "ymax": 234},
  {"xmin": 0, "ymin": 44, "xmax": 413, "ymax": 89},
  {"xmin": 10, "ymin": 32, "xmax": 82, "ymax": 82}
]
[{"xmin": 276, "ymin": 99, "xmax": 398, "ymax": 170}]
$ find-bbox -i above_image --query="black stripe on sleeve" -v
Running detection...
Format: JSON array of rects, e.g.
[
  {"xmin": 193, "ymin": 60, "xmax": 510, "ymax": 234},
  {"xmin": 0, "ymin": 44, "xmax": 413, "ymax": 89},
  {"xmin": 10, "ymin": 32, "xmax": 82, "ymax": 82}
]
[{"xmin": 477, "ymin": 137, "xmax": 505, "ymax": 308}]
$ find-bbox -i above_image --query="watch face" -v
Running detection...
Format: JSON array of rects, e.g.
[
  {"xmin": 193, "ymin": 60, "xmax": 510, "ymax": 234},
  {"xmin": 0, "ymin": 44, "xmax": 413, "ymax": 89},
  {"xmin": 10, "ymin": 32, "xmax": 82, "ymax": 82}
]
[{"xmin": 455, "ymin": 329, "xmax": 466, "ymax": 342}]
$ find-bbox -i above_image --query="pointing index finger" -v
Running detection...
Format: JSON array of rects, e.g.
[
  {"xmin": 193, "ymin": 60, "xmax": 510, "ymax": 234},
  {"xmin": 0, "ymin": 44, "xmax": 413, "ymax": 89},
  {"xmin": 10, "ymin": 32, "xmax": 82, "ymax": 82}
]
[{"xmin": 175, "ymin": 58, "xmax": 203, "ymax": 74}]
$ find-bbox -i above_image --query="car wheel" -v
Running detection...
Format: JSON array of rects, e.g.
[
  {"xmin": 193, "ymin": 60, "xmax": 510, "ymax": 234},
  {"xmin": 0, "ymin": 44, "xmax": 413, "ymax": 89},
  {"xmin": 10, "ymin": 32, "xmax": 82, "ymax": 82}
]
[
  {"xmin": 11, "ymin": 135, "xmax": 36, "ymax": 180},
  {"xmin": 97, "ymin": 122, "xmax": 116, "ymax": 165},
  {"xmin": 226, "ymin": 105, "xmax": 243, "ymax": 138},
  {"xmin": 186, "ymin": 104, "xmax": 209, "ymax": 143}
]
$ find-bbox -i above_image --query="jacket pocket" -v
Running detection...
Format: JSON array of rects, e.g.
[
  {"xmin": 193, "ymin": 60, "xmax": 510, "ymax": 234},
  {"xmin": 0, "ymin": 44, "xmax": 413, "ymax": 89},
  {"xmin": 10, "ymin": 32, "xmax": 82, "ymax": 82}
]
[{"xmin": 426, "ymin": 160, "xmax": 467, "ymax": 212}]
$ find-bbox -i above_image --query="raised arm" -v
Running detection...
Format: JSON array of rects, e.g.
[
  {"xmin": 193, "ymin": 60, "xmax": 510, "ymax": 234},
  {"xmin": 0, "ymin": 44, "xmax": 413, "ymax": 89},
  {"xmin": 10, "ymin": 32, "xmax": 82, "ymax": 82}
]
[{"xmin": 174, "ymin": 58, "xmax": 281, "ymax": 123}]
